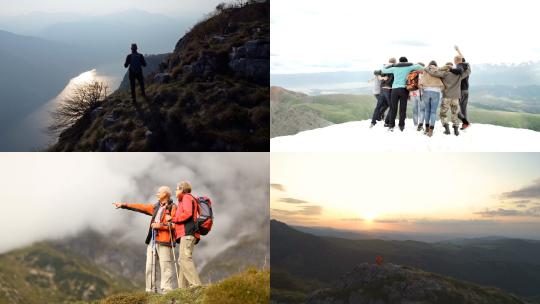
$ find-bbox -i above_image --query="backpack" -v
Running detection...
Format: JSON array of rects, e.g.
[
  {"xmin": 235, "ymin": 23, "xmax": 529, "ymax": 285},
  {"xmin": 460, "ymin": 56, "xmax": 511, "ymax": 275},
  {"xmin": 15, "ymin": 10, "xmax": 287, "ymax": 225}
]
[
  {"xmin": 406, "ymin": 70, "xmax": 421, "ymax": 91},
  {"xmin": 129, "ymin": 53, "xmax": 144, "ymax": 73},
  {"xmin": 189, "ymin": 195, "xmax": 214, "ymax": 236}
]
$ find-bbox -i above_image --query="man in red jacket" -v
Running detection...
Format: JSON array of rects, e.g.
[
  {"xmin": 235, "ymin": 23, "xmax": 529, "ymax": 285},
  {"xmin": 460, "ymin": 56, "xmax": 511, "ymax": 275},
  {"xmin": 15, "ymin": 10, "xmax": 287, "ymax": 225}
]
[
  {"xmin": 113, "ymin": 186, "xmax": 177, "ymax": 293},
  {"xmin": 173, "ymin": 181, "xmax": 202, "ymax": 288}
]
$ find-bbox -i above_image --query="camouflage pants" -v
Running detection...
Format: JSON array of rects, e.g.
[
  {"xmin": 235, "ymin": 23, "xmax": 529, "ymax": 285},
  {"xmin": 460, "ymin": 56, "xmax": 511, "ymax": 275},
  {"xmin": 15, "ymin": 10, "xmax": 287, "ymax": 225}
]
[{"xmin": 439, "ymin": 98, "xmax": 460, "ymax": 126}]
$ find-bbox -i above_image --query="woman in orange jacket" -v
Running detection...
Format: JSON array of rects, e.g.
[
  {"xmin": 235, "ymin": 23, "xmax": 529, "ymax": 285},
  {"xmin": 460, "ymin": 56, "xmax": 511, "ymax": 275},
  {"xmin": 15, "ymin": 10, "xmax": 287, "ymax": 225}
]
[{"xmin": 113, "ymin": 186, "xmax": 177, "ymax": 293}]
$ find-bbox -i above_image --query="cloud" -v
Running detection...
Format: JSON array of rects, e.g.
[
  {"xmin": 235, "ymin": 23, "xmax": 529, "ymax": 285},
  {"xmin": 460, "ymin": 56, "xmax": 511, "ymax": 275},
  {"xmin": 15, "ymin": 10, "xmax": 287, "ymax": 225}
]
[
  {"xmin": 270, "ymin": 183, "xmax": 286, "ymax": 191},
  {"xmin": 501, "ymin": 178, "xmax": 540, "ymax": 199},
  {"xmin": 375, "ymin": 218, "xmax": 406, "ymax": 224},
  {"xmin": 341, "ymin": 217, "xmax": 365, "ymax": 222},
  {"xmin": 391, "ymin": 40, "xmax": 430, "ymax": 47},
  {"xmin": 474, "ymin": 207, "xmax": 540, "ymax": 218},
  {"xmin": 0, "ymin": 153, "xmax": 269, "ymax": 270},
  {"xmin": 271, "ymin": 205, "xmax": 323, "ymax": 216},
  {"xmin": 279, "ymin": 197, "xmax": 311, "ymax": 204}
]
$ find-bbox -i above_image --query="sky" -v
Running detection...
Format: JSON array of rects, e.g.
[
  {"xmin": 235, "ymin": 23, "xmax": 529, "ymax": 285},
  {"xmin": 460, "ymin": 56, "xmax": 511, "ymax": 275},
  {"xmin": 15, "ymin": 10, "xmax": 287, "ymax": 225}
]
[
  {"xmin": 0, "ymin": 153, "xmax": 269, "ymax": 268},
  {"xmin": 271, "ymin": 0, "xmax": 540, "ymax": 74},
  {"xmin": 271, "ymin": 153, "xmax": 540, "ymax": 239},
  {"xmin": 0, "ymin": 0, "xmax": 229, "ymax": 17}
]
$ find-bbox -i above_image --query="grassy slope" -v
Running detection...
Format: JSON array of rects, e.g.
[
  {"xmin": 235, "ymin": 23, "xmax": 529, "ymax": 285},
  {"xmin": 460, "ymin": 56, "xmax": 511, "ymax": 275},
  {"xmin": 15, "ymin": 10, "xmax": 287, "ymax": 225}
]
[
  {"xmin": 0, "ymin": 243, "xmax": 138, "ymax": 304},
  {"xmin": 96, "ymin": 268, "xmax": 269, "ymax": 304},
  {"xmin": 273, "ymin": 89, "xmax": 540, "ymax": 134}
]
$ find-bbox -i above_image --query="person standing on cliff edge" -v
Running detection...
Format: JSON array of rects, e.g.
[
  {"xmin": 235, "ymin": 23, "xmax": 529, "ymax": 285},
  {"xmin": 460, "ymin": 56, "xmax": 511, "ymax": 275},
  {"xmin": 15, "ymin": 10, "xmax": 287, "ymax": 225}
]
[{"xmin": 124, "ymin": 43, "xmax": 147, "ymax": 103}]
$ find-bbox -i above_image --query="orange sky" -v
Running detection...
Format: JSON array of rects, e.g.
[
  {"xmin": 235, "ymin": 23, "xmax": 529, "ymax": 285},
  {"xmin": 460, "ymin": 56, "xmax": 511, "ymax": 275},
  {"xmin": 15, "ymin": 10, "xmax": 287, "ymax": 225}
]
[{"xmin": 271, "ymin": 153, "xmax": 540, "ymax": 237}]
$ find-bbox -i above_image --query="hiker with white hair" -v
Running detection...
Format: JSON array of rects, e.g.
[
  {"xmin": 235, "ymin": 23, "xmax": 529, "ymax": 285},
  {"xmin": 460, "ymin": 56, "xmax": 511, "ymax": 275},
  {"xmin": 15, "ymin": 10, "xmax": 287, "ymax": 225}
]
[{"xmin": 113, "ymin": 186, "xmax": 177, "ymax": 293}]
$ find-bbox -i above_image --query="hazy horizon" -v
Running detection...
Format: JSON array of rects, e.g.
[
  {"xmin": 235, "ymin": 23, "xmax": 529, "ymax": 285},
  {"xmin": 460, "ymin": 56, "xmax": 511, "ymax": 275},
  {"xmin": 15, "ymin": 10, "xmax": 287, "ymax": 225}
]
[
  {"xmin": 271, "ymin": 153, "xmax": 540, "ymax": 239},
  {"xmin": 0, "ymin": 0, "xmax": 230, "ymax": 18}
]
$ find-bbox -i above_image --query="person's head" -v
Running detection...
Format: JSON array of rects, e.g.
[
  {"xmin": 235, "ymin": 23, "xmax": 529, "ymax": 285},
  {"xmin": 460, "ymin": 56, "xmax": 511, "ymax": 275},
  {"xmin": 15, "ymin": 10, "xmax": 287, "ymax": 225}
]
[
  {"xmin": 429, "ymin": 60, "xmax": 438, "ymax": 67},
  {"xmin": 454, "ymin": 55, "xmax": 463, "ymax": 65},
  {"xmin": 176, "ymin": 181, "xmax": 192, "ymax": 199},
  {"xmin": 399, "ymin": 57, "xmax": 408, "ymax": 63},
  {"xmin": 131, "ymin": 43, "xmax": 138, "ymax": 52},
  {"xmin": 388, "ymin": 57, "xmax": 397, "ymax": 64},
  {"xmin": 156, "ymin": 186, "xmax": 172, "ymax": 203},
  {"xmin": 417, "ymin": 62, "xmax": 425, "ymax": 67}
]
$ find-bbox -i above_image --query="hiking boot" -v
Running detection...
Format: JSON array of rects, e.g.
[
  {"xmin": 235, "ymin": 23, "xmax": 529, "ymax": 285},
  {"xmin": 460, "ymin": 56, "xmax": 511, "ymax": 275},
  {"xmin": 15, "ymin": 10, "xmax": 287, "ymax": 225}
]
[
  {"xmin": 384, "ymin": 123, "xmax": 389, "ymax": 127},
  {"xmin": 417, "ymin": 124, "xmax": 424, "ymax": 131},
  {"xmin": 443, "ymin": 124, "xmax": 451, "ymax": 135},
  {"xmin": 389, "ymin": 127, "xmax": 395, "ymax": 132},
  {"xmin": 453, "ymin": 125, "xmax": 460, "ymax": 136},
  {"xmin": 399, "ymin": 127, "xmax": 404, "ymax": 132},
  {"xmin": 423, "ymin": 124, "xmax": 430, "ymax": 135},
  {"xmin": 370, "ymin": 123, "xmax": 375, "ymax": 129},
  {"xmin": 460, "ymin": 123, "xmax": 470, "ymax": 130},
  {"xmin": 428, "ymin": 126, "xmax": 434, "ymax": 137}
]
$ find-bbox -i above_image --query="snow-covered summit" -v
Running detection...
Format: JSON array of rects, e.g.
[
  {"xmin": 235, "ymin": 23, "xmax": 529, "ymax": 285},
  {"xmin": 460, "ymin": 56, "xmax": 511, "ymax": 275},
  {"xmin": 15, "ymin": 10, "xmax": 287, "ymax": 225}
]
[{"xmin": 271, "ymin": 119, "xmax": 540, "ymax": 152}]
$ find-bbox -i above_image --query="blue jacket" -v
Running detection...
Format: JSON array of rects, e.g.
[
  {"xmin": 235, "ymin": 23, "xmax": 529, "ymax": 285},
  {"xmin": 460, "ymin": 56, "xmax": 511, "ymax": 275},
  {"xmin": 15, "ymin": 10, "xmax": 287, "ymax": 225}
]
[{"xmin": 381, "ymin": 64, "xmax": 424, "ymax": 89}]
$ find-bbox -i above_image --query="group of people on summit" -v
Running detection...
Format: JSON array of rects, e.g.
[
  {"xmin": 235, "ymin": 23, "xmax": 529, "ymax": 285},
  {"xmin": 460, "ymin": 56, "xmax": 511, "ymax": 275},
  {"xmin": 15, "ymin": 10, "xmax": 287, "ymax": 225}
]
[{"xmin": 370, "ymin": 46, "xmax": 471, "ymax": 137}]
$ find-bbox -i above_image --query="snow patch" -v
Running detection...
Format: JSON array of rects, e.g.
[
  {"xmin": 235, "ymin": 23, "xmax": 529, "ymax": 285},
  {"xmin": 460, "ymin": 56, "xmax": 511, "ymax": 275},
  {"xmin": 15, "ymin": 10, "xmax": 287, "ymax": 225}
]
[{"xmin": 271, "ymin": 119, "xmax": 540, "ymax": 152}]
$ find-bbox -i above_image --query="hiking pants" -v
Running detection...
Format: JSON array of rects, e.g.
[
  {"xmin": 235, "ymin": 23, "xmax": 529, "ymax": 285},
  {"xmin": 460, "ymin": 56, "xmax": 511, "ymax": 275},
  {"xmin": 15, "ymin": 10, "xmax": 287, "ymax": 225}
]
[
  {"xmin": 423, "ymin": 90, "xmax": 441, "ymax": 127},
  {"xmin": 146, "ymin": 243, "xmax": 175, "ymax": 292},
  {"xmin": 411, "ymin": 93, "xmax": 425, "ymax": 126},
  {"xmin": 371, "ymin": 93, "xmax": 387, "ymax": 125},
  {"xmin": 129, "ymin": 71, "xmax": 146, "ymax": 102},
  {"xmin": 458, "ymin": 90, "xmax": 469, "ymax": 121},
  {"xmin": 389, "ymin": 88, "xmax": 408, "ymax": 129},
  {"xmin": 370, "ymin": 94, "xmax": 381, "ymax": 124},
  {"xmin": 380, "ymin": 89, "xmax": 391, "ymax": 124},
  {"xmin": 178, "ymin": 235, "xmax": 202, "ymax": 288},
  {"xmin": 440, "ymin": 98, "xmax": 461, "ymax": 126}
]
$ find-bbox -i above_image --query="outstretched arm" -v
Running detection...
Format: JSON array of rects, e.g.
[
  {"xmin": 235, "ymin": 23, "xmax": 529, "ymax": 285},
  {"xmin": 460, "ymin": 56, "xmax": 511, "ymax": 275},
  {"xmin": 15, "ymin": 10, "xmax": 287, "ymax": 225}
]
[
  {"xmin": 124, "ymin": 55, "xmax": 130, "ymax": 68},
  {"xmin": 424, "ymin": 67, "xmax": 447, "ymax": 78},
  {"xmin": 113, "ymin": 202, "xmax": 153, "ymax": 215},
  {"xmin": 454, "ymin": 45, "xmax": 464, "ymax": 58}
]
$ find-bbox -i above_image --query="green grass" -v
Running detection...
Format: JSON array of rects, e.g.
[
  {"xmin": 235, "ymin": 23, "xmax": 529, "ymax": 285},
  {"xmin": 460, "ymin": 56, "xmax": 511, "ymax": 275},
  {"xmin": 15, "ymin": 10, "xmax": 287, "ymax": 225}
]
[
  {"xmin": 95, "ymin": 268, "xmax": 269, "ymax": 304},
  {"xmin": 276, "ymin": 91, "xmax": 540, "ymax": 132}
]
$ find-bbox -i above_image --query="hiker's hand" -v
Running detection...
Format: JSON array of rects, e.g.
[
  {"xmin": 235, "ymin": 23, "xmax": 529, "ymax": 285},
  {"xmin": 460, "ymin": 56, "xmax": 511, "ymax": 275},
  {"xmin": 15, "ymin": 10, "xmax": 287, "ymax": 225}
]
[
  {"xmin": 165, "ymin": 215, "xmax": 172, "ymax": 222},
  {"xmin": 151, "ymin": 223, "xmax": 161, "ymax": 229},
  {"xmin": 113, "ymin": 202, "xmax": 124, "ymax": 209},
  {"xmin": 454, "ymin": 45, "xmax": 460, "ymax": 51}
]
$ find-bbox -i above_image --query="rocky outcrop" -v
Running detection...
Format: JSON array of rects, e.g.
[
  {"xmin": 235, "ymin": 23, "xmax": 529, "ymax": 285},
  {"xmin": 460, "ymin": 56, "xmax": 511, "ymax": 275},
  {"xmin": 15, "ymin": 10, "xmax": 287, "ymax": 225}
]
[
  {"xmin": 307, "ymin": 263, "xmax": 528, "ymax": 304},
  {"xmin": 229, "ymin": 39, "xmax": 269, "ymax": 84}
]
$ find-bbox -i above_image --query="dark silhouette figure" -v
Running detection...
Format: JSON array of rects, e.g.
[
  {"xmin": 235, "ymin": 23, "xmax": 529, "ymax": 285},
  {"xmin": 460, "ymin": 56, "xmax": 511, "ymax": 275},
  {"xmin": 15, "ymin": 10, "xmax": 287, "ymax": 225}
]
[{"xmin": 124, "ymin": 43, "xmax": 147, "ymax": 102}]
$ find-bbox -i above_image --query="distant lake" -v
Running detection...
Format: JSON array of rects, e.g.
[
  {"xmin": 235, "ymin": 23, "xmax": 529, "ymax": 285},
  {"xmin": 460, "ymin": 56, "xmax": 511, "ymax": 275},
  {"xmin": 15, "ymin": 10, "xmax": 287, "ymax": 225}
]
[{"xmin": 0, "ymin": 66, "xmax": 122, "ymax": 151}]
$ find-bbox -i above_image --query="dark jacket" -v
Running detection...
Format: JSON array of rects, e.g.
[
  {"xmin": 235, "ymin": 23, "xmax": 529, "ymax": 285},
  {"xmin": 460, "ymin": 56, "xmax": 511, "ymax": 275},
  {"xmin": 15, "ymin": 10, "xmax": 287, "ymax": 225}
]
[
  {"xmin": 124, "ymin": 52, "xmax": 147, "ymax": 75},
  {"xmin": 450, "ymin": 62, "xmax": 470, "ymax": 91}
]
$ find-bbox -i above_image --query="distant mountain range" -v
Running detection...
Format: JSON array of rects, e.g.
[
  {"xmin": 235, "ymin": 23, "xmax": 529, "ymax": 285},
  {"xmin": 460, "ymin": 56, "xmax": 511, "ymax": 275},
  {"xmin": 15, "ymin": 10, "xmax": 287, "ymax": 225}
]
[
  {"xmin": 0, "ymin": 222, "xmax": 269, "ymax": 303},
  {"xmin": 270, "ymin": 86, "xmax": 540, "ymax": 138},
  {"xmin": 271, "ymin": 61, "xmax": 540, "ymax": 91},
  {"xmin": 270, "ymin": 220, "xmax": 540, "ymax": 304},
  {"xmin": 0, "ymin": 30, "xmax": 97, "ymax": 148}
]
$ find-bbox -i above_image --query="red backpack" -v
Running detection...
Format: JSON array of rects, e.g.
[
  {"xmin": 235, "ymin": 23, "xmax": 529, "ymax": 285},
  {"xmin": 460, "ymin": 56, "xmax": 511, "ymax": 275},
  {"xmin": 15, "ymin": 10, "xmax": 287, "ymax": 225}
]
[
  {"xmin": 189, "ymin": 195, "xmax": 214, "ymax": 236},
  {"xmin": 406, "ymin": 70, "xmax": 421, "ymax": 91}
]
